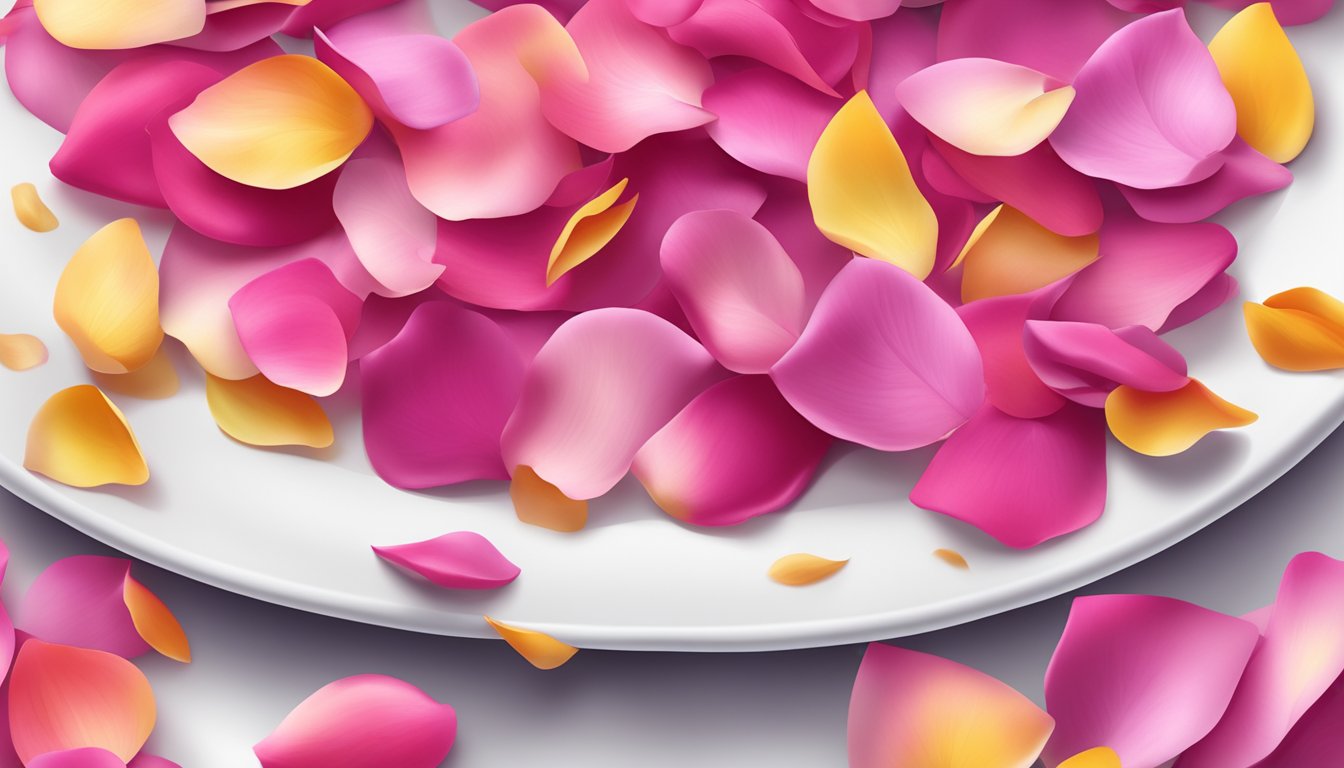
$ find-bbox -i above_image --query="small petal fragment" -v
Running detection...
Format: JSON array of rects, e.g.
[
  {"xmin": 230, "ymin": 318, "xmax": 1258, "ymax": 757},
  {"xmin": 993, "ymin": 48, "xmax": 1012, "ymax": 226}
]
[
  {"xmin": 0, "ymin": 334, "xmax": 48, "ymax": 371},
  {"xmin": 509, "ymin": 465, "xmax": 588, "ymax": 532},
  {"xmin": 547, "ymin": 178, "xmax": 638, "ymax": 286},
  {"xmin": 374, "ymin": 532, "xmax": 520, "ymax": 590},
  {"xmin": 1244, "ymin": 288, "xmax": 1344, "ymax": 371},
  {"xmin": 24, "ymin": 386, "xmax": 148, "ymax": 488},
  {"xmin": 933, "ymin": 549, "xmax": 969, "ymax": 570},
  {"xmin": 54, "ymin": 219, "xmax": 163, "ymax": 375},
  {"xmin": 484, "ymin": 617, "xmax": 578, "ymax": 670},
  {"xmin": 1105, "ymin": 379, "xmax": 1257, "ymax": 457},
  {"xmin": 11, "ymin": 183, "xmax": 58, "ymax": 232},
  {"xmin": 33, "ymin": 0, "xmax": 204, "ymax": 49},
  {"xmin": 1058, "ymin": 748, "xmax": 1121, "ymax": 768},
  {"xmin": 768, "ymin": 553, "xmax": 847, "ymax": 586},
  {"xmin": 808, "ymin": 91, "xmax": 938, "ymax": 278},
  {"xmin": 959, "ymin": 207, "xmax": 1099, "ymax": 303},
  {"xmin": 205, "ymin": 374, "xmax": 334, "ymax": 448}
]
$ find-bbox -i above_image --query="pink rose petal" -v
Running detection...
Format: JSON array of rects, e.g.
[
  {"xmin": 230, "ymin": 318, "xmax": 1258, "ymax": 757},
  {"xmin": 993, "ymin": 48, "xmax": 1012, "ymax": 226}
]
[
  {"xmin": 28, "ymin": 748, "xmax": 126, "ymax": 768},
  {"xmin": 1024, "ymin": 321, "xmax": 1189, "ymax": 407},
  {"xmin": 804, "ymin": 0, "xmax": 899, "ymax": 21},
  {"xmin": 373, "ymin": 531, "xmax": 520, "ymax": 590},
  {"xmin": 127, "ymin": 756, "xmax": 179, "ymax": 768},
  {"xmin": 17, "ymin": 556, "xmax": 150, "ymax": 659},
  {"xmin": 702, "ymin": 66, "xmax": 838, "ymax": 183},
  {"xmin": 861, "ymin": 10, "xmax": 938, "ymax": 122},
  {"xmin": 1160, "ymin": 272, "xmax": 1239, "ymax": 333},
  {"xmin": 752, "ymin": 181, "xmax": 853, "ymax": 314},
  {"xmin": 937, "ymin": 0, "xmax": 1132, "ymax": 82},
  {"xmin": 957, "ymin": 287, "xmax": 1068, "ymax": 420},
  {"xmin": 1119, "ymin": 138, "xmax": 1293, "ymax": 225},
  {"xmin": 281, "ymin": 0, "xmax": 399, "ymax": 37},
  {"xmin": 472, "ymin": 0, "xmax": 588, "ymax": 22},
  {"xmin": 1, "ymin": 6, "xmax": 128, "ymax": 133},
  {"xmin": 1254, "ymin": 672, "xmax": 1344, "ymax": 767}
]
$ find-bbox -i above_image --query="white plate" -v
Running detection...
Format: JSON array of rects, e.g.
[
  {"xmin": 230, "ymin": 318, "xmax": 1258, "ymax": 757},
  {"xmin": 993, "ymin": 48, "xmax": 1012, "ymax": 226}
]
[{"xmin": 2, "ymin": 6, "xmax": 1343, "ymax": 652}]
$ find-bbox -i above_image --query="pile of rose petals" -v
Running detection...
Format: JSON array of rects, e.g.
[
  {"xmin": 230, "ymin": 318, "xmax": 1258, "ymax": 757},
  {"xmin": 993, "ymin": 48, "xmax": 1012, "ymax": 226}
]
[{"xmin": 3, "ymin": 0, "xmax": 1327, "ymax": 548}]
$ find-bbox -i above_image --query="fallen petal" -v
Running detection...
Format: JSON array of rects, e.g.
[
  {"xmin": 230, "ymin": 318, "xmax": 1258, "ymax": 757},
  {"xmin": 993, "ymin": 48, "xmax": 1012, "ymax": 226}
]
[
  {"xmin": 206, "ymin": 374, "xmax": 334, "ymax": 448},
  {"xmin": 1, "ymin": 7, "xmax": 129, "ymax": 132},
  {"xmin": 33, "ymin": 0, "xmax": 204, "ymax": 49},
  {"xmin": 960, "ymin": 207, "xmax": 1098, "ymax": 303},
  {"xmin": 0, "ymin": 334, "xmax": 48, "ymax": 371},
  {"xmin": 1105, "ymin": 378, "xmax": 1256, "ymax": 457},
  {"xmin": 933, "ymin": 548, "xmax": 968, "ymax": 570},
  {"xmin": 374, "ymin": 532, "xmax": 520, "ymax": 590},
  {"xmin": 122, "ymin": 574, "xmax": 190, "ymax": 663},
  {"xmin": 484, "ymin": 617, "xmax": 578, "ymax": 670},
  {"xmin": 11, "ymin": 183, "xmax": 58, "ymax": 232},
  {"xmin": 768, "ymin": 553, "xmax": 847, "ymax": 586},
  {"xmin": 24, "ymin": 386, "xmax": 148, "ymax": 488},
  {"xmin": 958, "ymin": 288, "xmax": 1068, "ymax": 419},
  {"xmin": 1244, "ymin": 287, "xmax": 1344, "ymax": 371},
  {"xmin": 509, "ymin": 465, "xmax": 588, "ymax": 532},
  {"xmin": 547, "ymin": 178, "xmax": 638, "ymax": 285}
]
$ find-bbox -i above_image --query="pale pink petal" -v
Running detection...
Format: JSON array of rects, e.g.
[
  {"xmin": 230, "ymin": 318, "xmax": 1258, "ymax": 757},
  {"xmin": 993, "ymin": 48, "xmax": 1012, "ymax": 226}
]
[
  {"xmin": 28, "ymin": 748, "xmax": 126, "ymax": 768},
  {"xmin": 373, "ymin": 532, "xmax": 520, "ymax": 590},
  {"xmin": 1201, "ymin": 0, "xmax": 1333, "ymax": 25},
  {"xmin": 702, "ymin": 66, "xmax": 838, "ymax": 182},
  {"xmin": 1050, "ymin": 9, "xmax": 1237, "ymax": 189},
  {"xmin": 1119, "ymin": 138, "xmax": 1293, "ymax": 224},
  {"xmin": 909, "ymin": 402, "xmax": 1106, "ymax": 548},
  {"xmin": 1024, "ymin": 320, "xmax": 1189, "ymax": 407},
  {"xmin": 937, "ymin": 0, "xmax": 1132, "ymax": 82},
  {"xmin": 804, "ymin": 0, "xmax": 898, "ymax": 21},
  {"xmin": 770, "ymin": 258, "xmax": 985, "ymax": 451},
  {"xmin": 16, "ymin": 556, "xmax": 149, "ymax": 659},
  {"xmin": 254, "ymin": 675, "xmax": 456, "ymax": 768},
  {"xmin": 625, "ymin": 0, "xmax": 703, "ymax": 26},
  {"xmin": 957, "ymin": 287, "xmax": 1067, "ymax": 420},
  {"xmin": 332, "ymin": 148, "xmax": 442, "ymax": 298},
  {"xmin": 360, "ymin": 302, "xmax": 523, "ymax": 488},
  {"xmin": 501, "ymin": 308, "xmax": 724, "ymax": 500},
  {"xmin": 1, "ymin": 6, "xmax": 127, "ymax": 133},
  {"xmin": 281, "ymin": 0, "xmax": 399, "ymax": 36},
  {"xmin": 1254, "ymin": 673, "xmax": 1344, "ymax": 767},
  {"xmin": 1181, "ymin": 552, "xmax": 1344, "ymax": 768},
  {"xmin": 752, "ymin": 181, "xmax": 853, "ymax": 314},
  {"xmin": 1042, "ymin": 594, "xmax": 1259, "ymax": 768}
]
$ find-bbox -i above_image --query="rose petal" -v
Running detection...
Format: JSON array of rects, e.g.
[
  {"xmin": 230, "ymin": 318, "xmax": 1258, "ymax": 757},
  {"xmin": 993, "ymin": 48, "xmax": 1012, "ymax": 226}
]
[
  {"xmin": 752, "ymin": 181, "xmax": 853, "ymax": 314},
  {"xmin": 808, "ymin": 91, "xmax": 938, "ymax": 279},
  {"xmin": 805, "ymin": 0, "xmax": 898, "ymax": 21},
  {"xmin": 253, "ymin": 674, "xmax": 456, "ymax": 768},
  {"xmin": 509, "ymin": 465, "xmax": 588, "ymax": 532},
  {"xmin": 771, "ymin": 258, "xmax": 984, "ymax": 450},
  {"xmin": 1024, "ymin": 320, "xmax": 1189, "ymax": 407},
  {"xmin": 1043, "ymin": 594, "xmax": 1258, "ymax": 768},
  {"xmin": 127, "ymin": 755, "xmax": 179, "ymax": 768},
  {"xmin": 1244, "ymin": 287, "xmax": 1344, "ymax": 371},
  {"xmin": 546, "ymin": 177, "xmax": 638, "ymax": 286},
  {"xmin": 1203, "ymin": 0, "xmax": 1333, "ymax": 25},
  {"xmin": 1058, "ymin": 748, "xmax": 1121, "ymax": 768},
  {"xmin": 1105, "ymin": 378, "xmax": 1256, "ymax": 456},
  {"xmin": 28, "ymin": 747, "xmax": 127, "ymax": 768},
  {"xmin": 10, "ymin": 183, "xmax": 58, "ymax": 232},
  {"xmin": 484, "ymin": 617, "xmax": 578, "ymax": 670},
  {"xmin": 9, "ymin": 640, "xmax": 155, "ymax": 764},
  {"xmin": 625, "ymin": 0, "xmax": 703, "ymax": 26},
  {"xmin": 957, "ymin": 288, "xmax": 1068, "ymax": 419},
  {"xmin": 121, "ymin": 574, "xmax": 190, "ymax": 663},
  {"xmin": 1254, "ymin": 672, "xmax": 1344, "ymax": 767},
  {"xmin": 1, "ymin": 6, "xmax": 129, "ymax": 132},
  {"xmin": 360, "ymin": 302, "xmax": 523, "ymax": 488},
  {"xmin": 959, "ymin": 207, "xmax": 1098, "ymax": 303},
  {"xmin": 936, "ymin": 0, "xmax": 1131, "ymax": 82},
  {"xmin": 332, "ymin": 151, "xmax": 442, "ymax": 298},
  {"xmin": 281, "ymin": 0, "xmax": 399, "ymax": 36},
  {"xmin": 171, "ymin": 1, "xmax": 293, "ymax": 52},
  {"xmin": 1209, "ymin": 3, "xmax": 1313, "ymax": 163},
  {"xmin": 862, "ymin": 9, "xmax": 938, "ymax": 121},
  {"xmin": 373, "ymin": 532, "xmax": 520, "ymax": 590},
  {"xmin": 33, "ymin": 0, "xmax": 204, "ymax": 49},
  {"xmin": 703, "ymin": 66, "xmax": 839, "ymax": 183},
  {"xmin": 933, "ymin": 548, "xmax": 969, "ymax": 570},
  {"xmin": 0, "ymin": 334, "xmax": 48, "ymax": 372},
  {"xmin": 849, "ymin": 643, "xmax": 1055, "ymax": 768},
  {"xmin": 1162, "ymin": 272, "xmax": 1240, "ymax": 333},
  {"xmin": 205, "ymin": 374, "xmax": 334, "ymax": 448},
  {"xmin": 24, "ymin": 386, "xmax": 148, "ymax": 488},
  {"xmin": 1119, "ymin": 138, "xmax": 1293, "ymax": 224},
  {"xmin": 1050, "ymin": 10, "xmax": 1236, "ymax": 189},
  {"xmin": 767, "ymin": 553, "xmax": 847, "ymax": 586}
]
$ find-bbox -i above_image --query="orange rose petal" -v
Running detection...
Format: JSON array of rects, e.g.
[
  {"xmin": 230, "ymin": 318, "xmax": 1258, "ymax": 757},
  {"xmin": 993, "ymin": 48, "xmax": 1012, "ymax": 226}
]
[
  {"xmin": 546, "ymin": 178, "xmax": 638, "ymax": 286},
  {"xmin": 509, "ymin": 464, "xmax": 588, "ymax": 532},
  {"xmin": 11, "ymin": 183, "xmax": 58, "ymax": 232},
  {"xmin": 484, "ymin": 616, "xmax": 578, "ymax": 670},
  {"xmin": 934, "ymin": 548, "xmax": 969, "ymax": 570},
  {"xmin": 1059, "ymin": 747, "xmax": 1122, "ymax": 768},
  {"xmin": 960, "ymin": 206, "xmax": 1099, "ymax": 303},
  {"xmin": 54, "ymin": 218, "xmax": 164, "ymax": 375},
  {"xmin": 205, "ymin": 373, "xmax": 334, "ymax": 448},
  {"xmin": 950, "ymin": 203, "xmax": 1003, "ymax": 271},
  {"xmin": 24, "ymin": 385, "xmax": 149, "ymax": 488},
  {"xmin": 1105, "ymin": 378, "xmax": 1257, "ymax": 457},
  {"xmin": 32, "ymin": 0, "xmax": 204, "ymax": 50},
  {"xmin": 93, "ymin": 346, "xmax": 180, "ymax": 400},
  {"xmin": 768, "ymin": 553, "xmax": 848, "ymax": 586},
  {"xmin": 0, "ymin": 333, "xmax": 49, "ymax": 371},
  {"xmin": 1244, "ymin": 287, "xmax": 1344, "ymax": 371},
  {"xmin": 121, "ymin": 574, "xmax": 191, "ymax": 663}
]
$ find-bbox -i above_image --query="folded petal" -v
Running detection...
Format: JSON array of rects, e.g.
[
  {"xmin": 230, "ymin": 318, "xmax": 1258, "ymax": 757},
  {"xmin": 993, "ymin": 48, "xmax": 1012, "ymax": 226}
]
[
  {"xmin": 254, "ymin": 675, "xmax": 456, "ymax": 768},
  {"xmin": 771, "ymin": 258, "xmax": 984, "ymax": 450},
  {"xmin": 11, "ymin": 182, "xmax": 59, "ymax": 232},
  {"xmin": 1024, "ymin": 320, "xmax": 1189, "ymax": 406},
  {"xmin": 24, "ymin": 386, "xmax": 148, "ymax": 488},
  {"xmin": 1, "ymin": 6, "xmax": 128, "ymax": 132},
  {"xmin": 546, "ymin": 177, "xmax": 638, "ymax": 285},
  {"xmin": 28, "ymin": 747, "xmax": 127, "ymax": 768},
  {"xmin": 484, "ymin": 617, "xmax": 578, "ymax": 670},
  {"xmin": 1042, "ymin": 594, "xmax": 1258, "ymax": 768},
  {"xmin": 1162, "ymin": 272, "xmax": 1240, "ymax": 333},
  {"xmin": 768, "ymin": 553, "xmax": 847, "ymax": 585},
  {"xmin": 1119, "ymin": 138, "xmax": 1292, "ymax": 224},
  {"xmin": 936, "ymin": 0, "xmax": 1132, "ymax": 82},
  {"xmin": 33, "ymin": 0, "xmax": 204, "ymax": 49},
  {"xmin": 332, "ymin": 151, "xmax": 442, "ymax": 298},
  {"xmin": 1105, "ymin": 378, "xmax": 1256, "ymax": 456},
  {"xmin": 373, "ymin": 532, "xmax": 520, "ymax": 590},
  {"xmin": 360, "ymin": 302, "xmax": 523, "ymax": 488},
  {"xmin": 120, "ymin": 574, "xmax": 191, "ymax": 663},
  {"xmin": 0, "ymin": 333, "xmax": 48, "ymax": 372},
  {"xmin": 703, "ymin": 66, "xmax": 839, "ymax": 183},
  {"xmin": 959, "ymin": 207, "xmax": 1099, "ymax": 303},
  {"xmin": 1244, "ymin": 287, "xmax": 1344, "ymax": 371},
  {"xmin": 849, "ymin": 643, "xmax": 1054, "ymax": 768},
  {"xmin": 958, "ymin": 289, "xmax": 1067, "ymax": 419},
  {"xmin": 509, "ymin": 465, "xmax": 589, "ymax": 532},
  {"xmin": 206, "ymin": 374, "xmax": 334, "ymax": 448}
]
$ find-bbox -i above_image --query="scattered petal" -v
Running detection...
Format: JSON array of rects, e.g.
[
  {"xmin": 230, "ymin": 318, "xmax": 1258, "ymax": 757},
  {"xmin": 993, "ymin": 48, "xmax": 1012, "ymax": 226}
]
[
  {"xmin": 373, "ymin": 532, "xmax": 520, "ymax": 590},
  {"xmin": 959, "ymin": 288, "xmax": 1069, "ymax": 419},
  {"xmin": 332, "ymin": 150, "xmax": 442, "ymax": 299},
  {"xmin": 768, "ymin": 553, "xmax": 848, "ymax": 586},
  {"xmin": 1, "ymin": 7, "xmax": 129, "ymax": 133},
  {"xmin": 933, "ymin": 548, "xmax": 968, "ymax": 570},
  {"xmin": 11, "ymin": 183, "xmax": 58, "ymax": 232},
  {"xmin": 0, "ymin": 334, "xmax": 48, "ymax": 372},
  {"xmin": 206, "ymin": 374, "xmax": 334, "ymax": 448},
  {"xmin": 547, "ymin": 178, "xmax": 638, "ymax": 286},
  {"xmin": 1244, "ymin": 287, "xmax": 1344, "ymax": 371},
  {"xmin": 484, "ymin": 617, "xmax": 578, "ymax": 670},
  {"xmin": 1105, "ymin": 378, "xmax": 1257, "ymax": 457},
  {"xmin": 1024, "ymin": 320, "xmax": 1189, "ymax": 407},
  {"xmin": 33, "ymin": 0, "xmax": 204, "ymax": 49},
  {"xmin": 959, "ymin": 207, "xmax": 1099, "ymax": 303},
  {"xmin": 24, "ymin": 386, "xmax": 148, "ymax": 488},
  {"xmin": 1119, "ymin": 138, "xmax": 1293, "ymax": 224},
  {"xmin": 509, "ymin": 465, "xmax": 588, "ymax": 532}
]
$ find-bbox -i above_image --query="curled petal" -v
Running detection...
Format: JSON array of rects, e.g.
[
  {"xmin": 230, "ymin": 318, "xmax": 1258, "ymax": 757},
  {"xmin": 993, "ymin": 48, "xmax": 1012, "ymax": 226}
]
[
  {"xmin": 2, "ymin": 7, "xmax": 128, "ymax": 132},
  {"xmin": 0, "ymin": 334, "xmax": 48, "ymax": 372},
  {"xmin": 849, "ymin": 643, "xmax": 1054, "ymax": 768},
  {"xmin": 771, "ymin": 258, "xmax": 984, "ymax": 451},
  {"xmin": 959, "ymin": 207, "xmax": 1098, "ymax": 303},
  {"xmin": 206, "ymin": 374, "xmax": 334, "ymax": 448},
  {"xmin": 703, "ymin": 66, "xmax": 839, "ymax": 183},
  {"xmin": 1024, "ymin": 320, "xmax": 1189, "ymax": 407},
  {"xmin": 547, "ymin": 178, "xmax": 638, "ymax": 286},
  {"xmin": 1254, "ymin": 672, "xmax": 1344, "ymax": 767},
  {"xmin": 1210, "ymin": 2, "xmax": 1313, "ymax": 163},
  {"xmin": 957, "ymin": 288, "xmax": 1067, "ymax": 419},
  {"xmin": 28, "ymin": 748, "xmax": 127, "ymax": 768},
  {"xmin": 1119, "ymin": 138, "xmax": 1292, "ymax": 224},
  {"xmin": 254, "ymin": 674, "xmax": 456, "ymax": 768},
  {"xmin": 936, "ymin": 0, "xmax": 1131, "ymax": 82},
  {"xmin": 1105, "ymin": 378, "xmax": 1256, "ymax": 457},
  {"xmin": 484, "ymin": 617, "xmax": 578, "ymax": 670},
  {"xmin": 1162, "ymin": 272, "xmax": 1240, "ymax": 333},
  {"xmin": 509, "ymin": 465, "xmax": 588, "ymax": 532},
  {"xmin": 24, "ymin": 386, "xmax": 148, "ymax": 488},
  {"xmin": 33, "ymin": 0, "xmax": 203, "ymax": 49},
  {"xmin": 808, "ymin": 91, "xmax": 938, "ymax": 278},
  {"xmin": 54, "ymin": 219, "xmax": 163, "ymax": 375},
  {"xmin": 768, "ymin": 553, "xmax": 847, "ymax": 586},
  {"xmin": 332, "ymin": 152, "xmax": 442, "ymax": 298},
  {"xmin": 373, "ymin": 532, "xmax": 520, "ymax": 590},
  {"xmin": 11, "ymin": 183, "xmax": 58, "ymax": 232},
  {"xmin": 1244, "ymin": 287, "xmax": 1344, "ymax": 371}
]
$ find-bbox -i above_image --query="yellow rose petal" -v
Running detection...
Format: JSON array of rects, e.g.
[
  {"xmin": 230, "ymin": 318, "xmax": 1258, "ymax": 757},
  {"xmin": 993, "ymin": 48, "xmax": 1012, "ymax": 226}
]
[
  {"xmin": 33, "ymin": 0, "xmax": 204, "ymax": 50},
  {"xmin": 94, "ymin": 347, "xmax": 179, "ymax": 400},
  {"xmin": 1105, "ymin": 378, "xmax": 1257, "ymax": 457},
  {"xmin": 169, "ymin": 55, "xmax": 373, "ymax": 190},
  {"xmin": 1244, "ymin": 288, "xmax": 1344, "ymax": 371},
  {"xmin": 950, "ymin": 203, "xmax": 1003, "ymax": 271},
  {"xmin": 1059, "ymin": 747, "xmax": 1122, "ymax": 768},
  {"xmin": 510, "ymin": 465, "xmax": 588, "ymax": 532},
  {"xmin": 808, "ymin": 91, "xmax": 938, "ymax": 279},
  {"xmin": 934, "ymin": 548, "xmax": 969, "ymax": 570},
  {"xmin": 1210, "ymin": 3, "xmax": 1313, "ymax": 163},
  {"xmin": 205, "ymin": 373, "xmax": 334, "ymax": 448},
  {"xmin": 0, "ymin": 334, "xmax": 48, "ymax": 372},
  {"xmin": 24, "ymin": 385, "xmax": 149, "ymax": 488},
  {"xmin": 547, "ymin": 178, "xmax": 638, "ymax": 286},
  {"xmin": 123, "ymin": 575, "xmax": 191, "ymax": 663},
  {"xmin": 11, "ymin": 183, "xmax": 58, "ymax": 232},
  {"xmin": 768, "ymin": 553, "xmax": 848, "ymax": 586},
  {"xmin": 484, "ymin": 616, "xmax": 578, "ymax": 670},
  {"xmin": 54, "ymin": 218, "xmax": 164, "ymax": 375},
  {"xmin": 960, "ymin": 206, "xmax": 1099, "ymax": 303}
]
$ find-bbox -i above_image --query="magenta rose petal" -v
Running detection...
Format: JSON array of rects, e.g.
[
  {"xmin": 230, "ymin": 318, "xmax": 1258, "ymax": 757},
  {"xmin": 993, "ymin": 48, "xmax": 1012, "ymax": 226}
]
[
  {"xmin": 28, "ymin": 748, "xmax": 128, "ymax": 768},
  {"xmin": 1119, "ymin": 138, "xmax": 1293, "ymax": 225},
  {"xmin": 127, "ymin": 756, "xmax": 179, "ymax": 768},
  {"xmin": 15, "ymin": 556, "xmax": 156, "ymax": 659},
  {"xmin": 373, "ymin": 532, "xmax": 520, "ymax": 589},
  {"xmin": 1, "ymin": 5, "xmax": 128, "ymax": 133},
  {"xmin": 957, "ymin": 288, "xmax": 1067, "ymax": 420},
  {"xmin": 1024, "ymin": 320, "xmax": 1190, "ymax": 406},
  {"xmin": 702, "ymin": 66, "xmax": 838, "ymax": 183},
  {"xmin": 862, "ymin": 10, "xmax": 937, "ymax": 121},
  {"xmin": 1255, "ymin": 673, "xmax": 1344, "ymax": 767},
  {"xmin": 1159, "ymin": 272, "xmax": 1239, "ymax": 333},
  {"xmin": 803, "ymin": 0, "xmax": 899, "ymax": 21},
  {"xmin": 937, "ymin": 0, "xmax": 1132, "ymax": 82}
]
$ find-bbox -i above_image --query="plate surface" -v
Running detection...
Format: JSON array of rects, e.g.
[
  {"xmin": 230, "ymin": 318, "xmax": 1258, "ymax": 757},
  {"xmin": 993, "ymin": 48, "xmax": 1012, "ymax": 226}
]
[{"xmin": 2, "ymin": 7, "xmax": 1343, "ymax": 652}]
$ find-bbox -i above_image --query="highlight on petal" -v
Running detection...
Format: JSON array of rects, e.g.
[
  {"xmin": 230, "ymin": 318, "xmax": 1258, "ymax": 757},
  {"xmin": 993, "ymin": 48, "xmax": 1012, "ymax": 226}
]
[
  {"xmin": 206, "ymin": 374, "xmax": 334, "ymax": 448},
  {"xmin": 933, "ymin": 548, "xmax": 969, "ymax": 570},
  {"xmin": 1042, "ymin": 594, "xmax": 1259, "ymax": 768},
  {"xmin": 703, "ymin": 66, "xmax": 839, "ymax": 183},
  {"xmin": 24, "ymin": 386, "xmax": 148, "ymax": 488},
  {"xmin": 1058, "ymin": 748, "xmax": 1121, "ymax": 768},
  {"xmin": 807, "ymin": 91, "xmax": 938, "ymax": 279},
  {"xmin": 28, "ymin": 748, "xmax": 127, "ymax": 768},
  {"xmin": 897, "ymin": 58, "xmax": 1075, "ymax": 157},
  {"xmin": 849, "ymin": 643, "xmax": 1055, "ymax": 768},
  {"xmin": 1105, "ymin": 378, "xmax": 1257, "ymax": 457},
  {"xmin": 509, "ymin": 465, "xmax": 588, "ymax": 532},
  {"xmin": 770, "ymin": 258, "xmax": 984, "ymax": 451},
  {"xmin": 11, "ymin": 183, "xmax": 58, "ymax": 232},
  {"xmin": 1024, "ymin": 321, "xmax": 1189, "ymax": 407},
  {"xmin": 8, "ymin": 640, "xmax": 156, "ymax": 764},
  {"xmin": 959, "ymin": 206, "xmax": 1099, "ymax": 303},
  {"xmin": 1244, "ymin": 287, "xmax": 1344, "ymax": 371},
  {"xmin": 1209, "ymin": 3, "xmax": 1313, "ymax": 164},
  {"xmin": 32, "ymin": 0, "xmax": 204, "ymax": 49},
  {"xmin": 254, "ymin": 674, "xmax": 456, "ymax": 768},
  {"xmin": 169, "ymin": 54, "xmax": 373, "ymax": 190},
  {"xmin": 1050, "ymin": 10, "xmax": 1237, "ymax": 189},
  {"xmin": 332, "ymin": 152, "xmax": 442, "ymax": 299},
  {"xmin": 1118, "ymin": 138, "xmax": 1293, "ymax": 224},
  {"xmin": 54, "ymin": 219, "xmax": 163, "ymax": 375},
  {"xmin": 0, "ymin": 334, "xmax": 48, "ymax": 371},
  {"xmin": 373, "ymin": 532, "xmax": 520, "ymax": 590},
  {"xmin": 768, "ymin": 553, "xmax": 848, "ymax": 586},
  {"xmin": 485, "ymin": 616, "xmax": 578, "ymax": 670},
  {"xmin": 546, "ymin": 178, "xmax": 638, "ymax": 286}
]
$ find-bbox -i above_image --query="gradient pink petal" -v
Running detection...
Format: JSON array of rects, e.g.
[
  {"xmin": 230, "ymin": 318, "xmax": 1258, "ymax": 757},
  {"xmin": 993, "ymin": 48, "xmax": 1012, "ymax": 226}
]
[
  {"xmin": 936, "ymin": 0, "xmax": 1132, "ymax": 82},
  {"xmin": 1024, "ymin": 320, "xmax": 1189, "ymax": 407},
  {"xmin": 625, "ymin": 0, "xmax": 704, "ymax": 26},
  {"xmin": 373, "ymin": 532, "xmax": 520, "ymax": 590},
  {"xmin": 171, "ymin": 2, "xmax": 292, "ymax": 52},
  {"xmin": 957, "ymin": 288, "xmax": 1067, "ymax": 419},
  {"xmin": 804, "ymin": 0, "xmax": 899, "ymax": 21},
  {"xmin": 15, "ymin": 556, "xmax": 150, "ymax": 660},
  {"xmin": 1119, "ymin": 139, "xmax": 1293, "ymax": 225},
  {"xmin": 332, "ymin": 148, "xmax": 442, "ymax": 298},
  {"xmin": 1160, "ymin": 272, "xmax": 1239, "ymax": 333},
  {"xmin": 703, "ymin": 66, "xmax": 838, "ymax": 182},
  {"xmin": 1254, "ymin": 673, "xmax": 1344, "ymax": 767},
  {"xmin": 752, "ymin": 181, "xmax": 853, "ymax": 314},
  {"xmin": 1, "ymin": 6, "xmax": 128, "ymax": 133},
  {"xmin": 861, "ymin": 10, "xmax": 938, "ymax": 122},
  {"xmin": 28, "ymin": 748, "xmax": 126, "ymax": 768},
  {"xmin": 127, "ymin": 756, "xmax": 178, "ymax": 768}
]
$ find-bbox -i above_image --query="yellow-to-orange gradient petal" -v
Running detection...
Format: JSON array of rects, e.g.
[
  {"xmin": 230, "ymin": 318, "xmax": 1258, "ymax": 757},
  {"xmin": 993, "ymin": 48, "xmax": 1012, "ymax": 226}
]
[
  {"xmin": 1059, "ymin": 747, "xmax": 1122, "ymax": 768},
  {"xmin": 1210, "ymin": 3, "xmax": 1313, "ymax": 164},
  {"xmin": 33, "ymin": 0, "xmax": 204, "ymax": 50},
  {"xmin": 934, "ymin": 548, "xmax": 969, "ymax": 570},
  {"xmin": 547, "ymin": 178, "xmax": 638, "ymax": 286},
  {"xmin": 206, "ymin": 373, "xmax": 334, "ymax": 448},
  {"xmin": 951, "ymin": 204, "xmax": 1003, "ymax": 271},
  {"xmin": 11, "ymin": 183, "xmax": 58, "ymax": 232},
  {"xmin": 484, "ymin": 616, "xmax": 579, "ymax": 670},
  {"xmin": 25, "ymin": 385, "xmax": 149, "ymax": 488},
  {"xmin": 54, "ymin": 218, "xmax": 163, "ymax": 375},
  {"xmin": 0, "ymin": 333, "xmax": 48, "ymax": 371},
  {"xmin": 123, "ymin": 574, "xmax": 192, "ymax": 663},
  {"xmin": 768, "ymin": 553, "xmax": 849, "ymax": 586},
  {"xmin": 510, "ymin": 465, "xmax": 588, "ymax": 532},
  {"xmin": 1105, "ymin": 379, "xmax": 1257, "ymax": 457},
  {"xmin": 808, "ymin": 91, "xmax": 938, "ymax": 279},
  {"xmin": 169, "ymin": 55, "xmax": 373, "ymax": 190},
  {"xmin": 8, "ymin": 640, "xmax": 156, "ymax": 764},
  {"xmin": 960, "ymin": 206, "xmax": 1099, "ymax": 303},
  {"xmin": 1244, "ymin": 287, "xmax": 1344, "ymax": 371}
]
